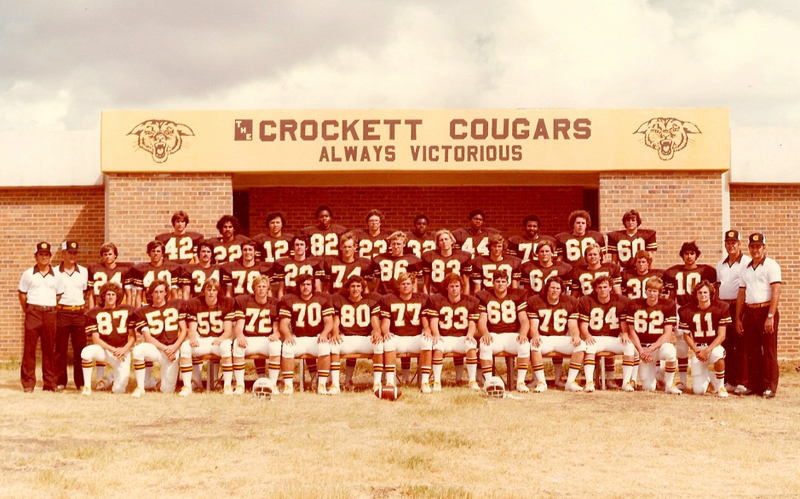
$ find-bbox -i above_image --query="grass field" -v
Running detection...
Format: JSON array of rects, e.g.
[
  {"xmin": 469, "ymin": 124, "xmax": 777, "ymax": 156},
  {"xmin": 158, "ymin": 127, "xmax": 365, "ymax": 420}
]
[{"xmin": 2, "ymin": 360, "xmax": 800, "ymax": 498}]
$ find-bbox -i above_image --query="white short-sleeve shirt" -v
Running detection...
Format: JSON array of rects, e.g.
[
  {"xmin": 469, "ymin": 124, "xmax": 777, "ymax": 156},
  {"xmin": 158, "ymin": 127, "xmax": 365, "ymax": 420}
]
[
  {"xmin": 740, "ymin": 257, "xmax": 781, "ymax": 305},
  {"xmin": 716, "ymin": 253, "xmax": 751, "ymax": 301},
  {"xmin": 19, "ymin": 266, "xmax": 60, "ymax": 307}
]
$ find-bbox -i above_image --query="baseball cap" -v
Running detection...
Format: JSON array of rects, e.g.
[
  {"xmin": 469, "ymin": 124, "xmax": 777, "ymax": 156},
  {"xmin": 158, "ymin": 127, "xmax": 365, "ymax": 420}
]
[
  {"xmin": 62, "ymin": 240, "xmax": 80, "ymax": 252},
  {"xmin": 35, "ymin": 242, "xmax": 52, "ymax": 253},
  {"xmin": 724, "ymin": 230, "xmax": 739, "ymax": 241},
  {"xmin": 748, "ymin": 233, "xmax": 766, "ymax": 245}
]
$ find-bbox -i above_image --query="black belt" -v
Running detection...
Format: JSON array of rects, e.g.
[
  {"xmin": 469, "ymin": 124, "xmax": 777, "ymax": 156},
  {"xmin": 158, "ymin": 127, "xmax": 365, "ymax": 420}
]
[
  {"xmin": 28, "ymin": 304, "xmax": 56, "ymax": 312},
  {"xmin": 696, "ymin": 343, "xmax": 709, "ymax": 348}
]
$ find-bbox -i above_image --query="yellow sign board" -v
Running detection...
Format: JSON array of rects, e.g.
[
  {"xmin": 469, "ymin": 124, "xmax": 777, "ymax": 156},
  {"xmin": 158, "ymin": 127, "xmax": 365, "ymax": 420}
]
[{"xmin": 101, "ymin": 108, "xmax": 730, "ymax": 173}]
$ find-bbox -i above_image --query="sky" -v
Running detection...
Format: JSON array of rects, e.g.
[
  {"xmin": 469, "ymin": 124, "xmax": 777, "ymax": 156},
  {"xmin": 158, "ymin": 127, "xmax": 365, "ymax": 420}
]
[{"xmin": 0, "ymin": 0, "xmax": 798, "ymax": 132}]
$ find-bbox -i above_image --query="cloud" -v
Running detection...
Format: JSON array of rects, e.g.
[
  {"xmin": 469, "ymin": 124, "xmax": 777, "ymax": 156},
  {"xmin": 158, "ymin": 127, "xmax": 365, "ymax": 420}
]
[{"xmin": 0, "ymin": 1, "xmax": 799, "ymax": 130}]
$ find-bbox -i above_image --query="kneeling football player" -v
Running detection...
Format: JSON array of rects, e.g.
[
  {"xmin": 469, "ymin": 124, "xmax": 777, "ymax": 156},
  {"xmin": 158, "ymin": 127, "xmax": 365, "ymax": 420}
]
[
  {"xmin": 476, "ymin": 270, "xmax": 531, "ymax": 393},
  {"xmin": 527, "ymin": 276, "xmax": 586, "ymax": 392},
  {"xmin": 232, "ymin": 275, "xmax": 281, "ymax": 392},
  {"xmin": 626, "ymin": 277, "xmax": 681, "ymax": 394},
  {"xmin": 131, "ymin": 280, "xmax": 187, "ymax": 397},
  {"xmin": 178, "ymin": 278, "xmax": 236, "ymax": 395},
  {"xmin": 679, "ymin": 280, "xmax": 730, "ymax": 397},
  {"xmin": 278, "ymin": 273, "xmax": 334, "ymax": 394},
  {"xmin": 330, "ymin": 275, "xmax": 384, "ymax": 392},
  {"xmin": 380, "ymin": 272, "xmax": 433, "ymax": 393},
  {"xmin": 81, "ymin": 282, "xmax": 136, "ymax": 395},
  {"xmin": 424, "ymin": 272, "xmax": 481, "ymax": 391}
]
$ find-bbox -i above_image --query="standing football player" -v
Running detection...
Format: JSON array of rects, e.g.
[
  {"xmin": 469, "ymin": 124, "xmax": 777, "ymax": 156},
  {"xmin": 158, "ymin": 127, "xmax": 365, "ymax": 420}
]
[
  {"xmin": 471, "ymin": 234, "xmax": 522, "ymax": 293},
  {"xmin": 663, "ymin": 241, "xmax": 717, "ymax": 391},
  {"xmin": 303, "ymin": 204, "xmax": 348, "ymax": 258},
  {"xmin": 626, "ymin": 277, "xmax": 681, "ymax": 394},
  {"xmin": 508, "ymin": 213, "xmax": 548, "ymax": 264},
  {"xmin": 371, "ymin": 231, "xmax": 423, "ymax": 295},
  {"xmin": 621, "ymin": 250, "xmax": 664, "ymax": 300},
  {"xmin": 221, "ymin": 239, "xmax": 265, "ymax": 298},
  {"xmin": 679, "ymin": 279, "xmax": 730, "ymax": 397},
  {"xmin": 87, "ymin": 242, "xmax": 132, "ymax": 308},
  {"xmin": 155, "ymin": 211, "xmax": 204, "ymax": 265},
  {"xmin": 453, "ymin": 209, "xmax": 500, "ymax": 258},
  {"xmin": 405, "ymin": 214, "xmax": 436, "ymax": 259},
  {"xmin": 519, "ymin": 239, "xmax": 573, "ymax": 296},
  {"xmin": 278, "ymin": 274, "xmax": 334, "ymax": 394},
  {"xmin": 606, "ymin": 209, "xmax": 657, "ymax": 270},
  {"xmin": 80, "ymin": 282, "xmax": 136, "ymax": 395},
  {"xmin": 554, "ymin": 210, "xmax": 606, "ymax": 267},
  {"xmin": 253, "ymin": 211, "xmax": 294, "ymax": 265},
  {"xmin": 232, "ymin": 275, "xmax": 281, "ymax": 390},
  {"xmin": 181, "ymin": 240, "xmax": 221, "ymax": 299},
  {"xmin": 321, "ymin": 231, "xmax": 372, "ymax": 295},
  {"xmin": 271, "ymin": 234, "xmax": 323, "ymax": 298},
  {"xmin": 128, "ymin": 240, "xmax": 182, "ymax": 308},
  {"xmin": 211, "ymin": 215, "xmax": 250, "ymax": 264},
  {"xmin": 476, "ymin": 270, "xmax": 531, "ymax": 393},
  {"xmin": 130, "ymin": 280, "xmax": 186, "ymax": 397},
  {"xmin": 424, "ymin": 272, "xmax": 481, "ymax": 391},
  {"xmin": 570, "ymin": 243, "xmax": 622, "ymax": 298},
  {"xmin": 356, "ymin": 209, "xmax": 393, "ymax": 258}
]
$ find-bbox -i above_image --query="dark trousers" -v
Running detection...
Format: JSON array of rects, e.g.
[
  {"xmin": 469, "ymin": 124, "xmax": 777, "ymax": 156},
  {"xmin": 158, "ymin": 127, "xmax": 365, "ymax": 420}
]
[
  {"xmin": 55, "ymin": 310, "xmax": 87, "ymax": 388},
  {"xmin": 21, "ymin": 309, "xmax": 58, "ymax": 391},
  {"xmin": 722, "ymin": 322, "xmax": 747, "ymax": 386},
  {"xmin": 742, "ymin": 307, "xmax": 779, "ymax": 394}
]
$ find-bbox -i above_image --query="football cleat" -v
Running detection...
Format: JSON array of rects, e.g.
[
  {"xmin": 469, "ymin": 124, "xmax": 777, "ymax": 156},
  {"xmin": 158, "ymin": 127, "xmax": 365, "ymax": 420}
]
[
  {"xmin": 565, "ymin": 381, "xmax": 583, "ymax": 392},
  {"xmin": 375, "ymin": 384, "xmax": 402, "ymax": 401},
  {"xmin": 317, "ymin": 383, "xmax": 328, "ymax": 395},
  {"xmin": 282, "ymin": 382, "xmax": 294, "ymax": 395},
  {"xmin": 622, "ymin": 382, "xmax": 635, "ymax": 393},
  {"xmin": 131, "ymin": 387, "xmax": 145, "ymax": 399},
  {"xmin": 178, "ymin": 386, "xmax": 192, "ymax": 397},
  {"xmin": 584, "ymin": 381, "xmax": 595, "ymax": 393},
  {"xmin": 251, "ymin": 378, "xmax": 274, "ymax": 401},
  {"xmin": 223, "ymin": 385, "xmax": 234, "ymax": 396},
  {"xmin": 233, "ymin": 385, "xmax": 245, "ymax": 395},
  {"xmin": 533, "ymin": 382, "xmax": 547, "ymax": 393},
  {"xmin": 81, "ymin": 386, "xmax": 91, "ymax": 396},
  {"xmin": 432, "ymin": 381, "xmax": 442, "ymax": 393},
  {"xmin": 468, "ymin": 380, "xmax": 481, "ymax": 391},
  {"xmin": 94, "ymin": 380, "xmax": 110, "ymax": 392},
  {"xmin": 516, "ymin": 382, "xmax": 530, "ymax": 393},
  {"xmin": 483, "ymin": 376, "xmax": 506, "ymax": 399},
  {"xmin": 373, "ymin": 382, "xmax": 383, "ymax": 393},
  {"xmin": 327, "ymin": 384, "xmax": 341, "ymax": 395},
  {"xmin": 674, "ymin": 381, "xmax": 687, "ymax": 392},
  {"xmin": 420, "ymin": 382, "xmax": 432, "ymax": 394},
  {"xmin": 724, "ymin": 382, "xmax": 736, "ymax": 393},
  {"xmin": 666, "ymin": 385, "xmax": 683, "ymax": 395},
  {"xmin": 716, "ymin": 386, "xmax": 729, "ymax": 398}
]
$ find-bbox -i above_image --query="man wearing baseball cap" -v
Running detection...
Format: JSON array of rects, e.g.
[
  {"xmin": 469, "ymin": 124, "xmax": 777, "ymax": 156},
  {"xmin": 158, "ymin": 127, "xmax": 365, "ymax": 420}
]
[
  {"xmin": 55, "ymin": 240, "xmax": 89, "ymax": 392},
  {"xmin": 715, "ymin": 230, "xmax": 751, "ymax": 394},
  {"xmin": 18, "ymin": 242, "xmax": 61, "ymax": 392},
  {"xmin": 735, "ymin": 233, "xmax": 782, "ymax": 398}
]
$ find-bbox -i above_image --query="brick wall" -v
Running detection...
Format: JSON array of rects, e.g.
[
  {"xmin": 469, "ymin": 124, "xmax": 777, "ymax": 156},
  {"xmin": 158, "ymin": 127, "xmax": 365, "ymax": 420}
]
[
  {"xmin": 598, "ymin": 172, "xmax": 725, "ymax": 270},
  {"xmin": 247, "ymin": 186, "xmax": 585, "ymax": 238},
  {"xmin": 730, "ymin": 185, "xmax": 799, "ymax": 358},
  {"xmin": 106, "ymin": 173, "xmax": 233, "ymax": 262},
  {"xmin": 0, "ymin": 187, "xmax": 105, "ymax": 360}
]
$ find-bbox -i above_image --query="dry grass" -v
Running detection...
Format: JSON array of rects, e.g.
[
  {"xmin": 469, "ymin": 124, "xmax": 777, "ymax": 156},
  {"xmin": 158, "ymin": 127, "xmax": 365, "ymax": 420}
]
[{"xmin": 2, "ymin": 360, "xmax": 800, "ymax": 498}]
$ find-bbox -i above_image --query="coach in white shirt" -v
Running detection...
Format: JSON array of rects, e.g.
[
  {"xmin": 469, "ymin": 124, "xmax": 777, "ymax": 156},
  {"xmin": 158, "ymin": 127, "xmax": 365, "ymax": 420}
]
[
  {"xmin": 55, "ymin": 240, "xmax": 89, "ymax": 392},
  {"xmin": 716, "ymin": 230, "xmax": 751, "ymax": 394}
]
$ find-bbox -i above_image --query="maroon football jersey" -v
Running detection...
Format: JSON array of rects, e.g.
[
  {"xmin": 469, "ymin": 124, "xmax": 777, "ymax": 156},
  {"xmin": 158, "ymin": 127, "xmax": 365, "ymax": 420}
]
[
  {"xmin": 421, "ymin": 249, "xmax": 473, "ymax": 295},
  {"xmin": 210, "ymin": 234, "xmax": 251, "ymax": 263},
  {"xmin": 321, "ymin": 256, "xmax": 373, "ymax": 293},
  {"xmin": 270, "ymin": 257, "xmax": 323, "ymax": 293},
  {"xmin": 252, "ymin": 232, "xmax": 294, "ymax": 264},
  {"xmin": 184, "ymin": 296, "xmax": 236, "ymax": 338},
  {"xmin": 519, "ymin": 261, "xmax": 573, "ymax": 294},
  {"xmin": 234, "ymin": 294, "xmax": 279, "ymax": 337},
  {"xmin": 85, "ymin": 304, "xmax": 136, "ymax": 348},
  {"xmin": 155, "ymin": 231, "xmax": 204, "ymax": 265},
  {"xmin": 279, "ymin": 292, "xmax": 334, "ymax": 337},
  {"xmin": 128, "ymin": 261, "xmax": 183, "ymax": 304},
  {"xmin": 554, "ymin": 231, "xmax": 606, "ymax": 267},
  {"xmin": 476, "ymin": 288, "xmax": 528, "ymax": 334},
  {"xmin": 577, "ymin": 293, "xmax": 629, "ymax": 337},
  {"xmin": 570, "ymin": 262, "xmax": 622, "ymax": 296},
  {"xmin": 380, "ymin": 292, "xmax": 428, "ymax": 337},
  {"xmin": 507, "ymin": 235, "xmax": 556, "ymax": 264},
  {"xmin": 606, "ymin": 228, "xmax": 657, "ymax": 269},
  {"xmin": 87, "ymin": 263, "xmax": 132, "ymax": 301},
  {"xmin": 625, "ymin": 298, "xmax": 677, "ymax": 345},
  {"xmin": 355, "ymin": 229, "xmax": 392, "ymax": 259},
  {"xmin": 180, "ymin": 263, "xmax": 222, "ymax": 298},
  {"xmin": 424, "ymin": 293, "xmax": 480, "ymax": 337},
  {"xmin": 371, "ymin": 253, "xmax": 423, "ymax": 294},
  {"xmin": 621, "ymin": 268, "xmax": 664, "ymax": 300},
  {"xmin": 220, "ymin": 261, "xmax": 265, "ymax": 297},
  {"xmin": 332, "ymin": 293, "xmax": 381, "ymax": 336},
  {"xmin": 405, "ymin": 231, "xmax": 436, "ymax": 259},
  {"xmin": 134, "ymin": 299, "xmax": 185, "ymax": 345},
  {"xmin": 452, "ymin": 227, "xmax": 501, "ymax": 258},
  {"xmin": 303, "ymin": 224, "xmax": 348, "ymax": 257},
  {"xmin": 471, "ymin": 255, "xmax": 523, "ymax": 289},
  {"xmin": 678, "ymin": 300, "xmax": 732, "ymax": 344},
  {"xmin": 527, "ymin": 294, "xmax": 579, "ymax": 336},
  {"xmin": 662, "ymin": 264, "xmax": 717, "ymax": 307}
]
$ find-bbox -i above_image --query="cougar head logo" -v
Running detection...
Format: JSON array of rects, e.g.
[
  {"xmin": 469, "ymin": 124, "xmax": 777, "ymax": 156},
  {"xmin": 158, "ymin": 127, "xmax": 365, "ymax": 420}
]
[
  {"xmin": 128, "ymin": 120, "xmax": 194, "ymax": 163},
  {"xmin": 634, "ymin": 118, "xmax": 700, "ymax": 161}
]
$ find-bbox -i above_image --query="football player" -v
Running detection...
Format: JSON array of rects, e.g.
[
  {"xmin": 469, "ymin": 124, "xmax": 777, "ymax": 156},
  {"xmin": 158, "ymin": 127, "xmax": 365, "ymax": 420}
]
[
  {"xmin": 527, "ymin": 276, "xmax": 586, "ymax": 392},
  {"xmin": 421, "ymin": 229, "xmax": 472, "ymax": 295},
  {"xmin": 221, "ymin": 239, "xmax": 265, "ymax": 298},
  {"xmin": 278, "ymin": 273, "xmax": 334, "ymax": 395},
  {"xmin": 232, "ymin": 275, "xmax": 281, "ymax": 390},
  {"xmin": 570, "ymin": 243, "xmax": 622, "ymax": 298},
  {"xmin": 626, "ymin": 277, "xmax": 681, "ymax": 394},
  {"xmin": 128, "ymin": 240, "xmax": 182, "ymax": 308},
  {"xmin": 519, "ymin": 239, "xmax": 573, "ymax": 295},
  {"xmin": 252, "ymin": 211, "xmax": 294, "ymax": 264},
  {"xmin": 452, "ymin": 209, "xmax": 501, "ymax": 258},
  {"xmin": 303, "ymin": 204, "xmax": 348, "ymax": 258},
  {"xmin": 663, "ymin": 241, "xmax": 717, "ymax": 390},
  {"xmin": 87, "ymin": 242, "xmax": 132, "ymax": 308},
  {"xmin": 330, "ymin": 275, "xmax": 384, "ymax": 392},
  {"xmin": 371, "ymin": 231, "xmax": 423, "ymax": 295},
  {"xmin": 321, "ymin": 231, "xmax": 372, "ymax": 295},
  {"xmin": 577, "ymin": 275, "xmax": 635, "ymax": 392},
  {"xmin": 471, "ymin": 234, "xmax": 522, "ymax": 293},
  {"xmin": 476, "ymin": 270, "xmax": 531, "ymax": 393},
  {"xmin": 211, "ymin": 215, "xmax": 250, "ymax": 263},
  {"xmin": 507, "ymin": 213, "xmax": 549, "ymax": 264},
  {"xmin": 178, "ymin": 278, "xmax": 236, "ymax": 396},
  {"xmin": 130, "ymin": 280, "xmax": 186, "ymax": 397},
  {"xmin": 356, "ymin": 209, "xmax": 393, "ymax": 258},
  {"xmin": 155, "ymin": 211, "xmax": 204, "ymax": 265},
  {"xmin": 554, "ymin": 210, "xmax": 606, "ymax": 267},
  {"xmin": 405, "ymin": 214, "xmax": 436, "ymax": 258},
  {"xmin": 270, "ymin": 234, "xmax": 323, "ymax": 298},
  {"xmin": 181, "ymin": 240, "xmax": 221, "ymax": 299},
  {"xmin": 621, "ymin": 250, "xmax": 664, "ymax": 300},
  {"xmin": 679, "ymin": 279, "xmax": 730, "ymax": 397},
  {"xmin": 80, "ymin": 282, "xmax": 136, "ymax": 395},
  {"xmin": 424, "ymin": 272, "xmax": 481, "ymax": 391},
  {"xmin": 606, "ymin": 209, "xmax": 657, "ymax": 270},
  {"xmin": 380, "ymin": 272, "xmax": 433, "ymax": 392}
]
